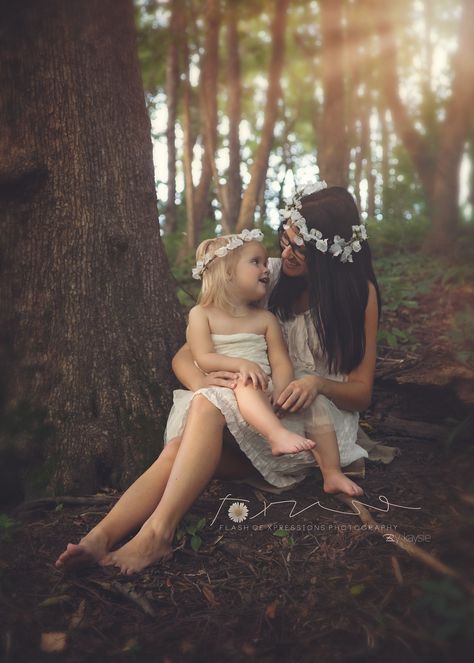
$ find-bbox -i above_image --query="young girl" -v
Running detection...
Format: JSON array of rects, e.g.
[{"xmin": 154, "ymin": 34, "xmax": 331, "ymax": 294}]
[{"xmin": 169, "ymin": 228, "xmax": 315, "ymax": 457}]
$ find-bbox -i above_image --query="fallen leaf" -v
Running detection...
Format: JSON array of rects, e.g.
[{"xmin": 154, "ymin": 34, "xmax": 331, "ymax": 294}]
[
  {"xmin": 201, "ymin": 584, "xmax": 219, "ymax": 606},
  {"xmin": 40, "ymin": 632, "xmax": 67, "ymax": 653},
  {"xmin": 265, "ymin": 599, "xmax": 278, "ymax": 619},
  {"xmin": 69, "ymin": 599, "xmax": 86, "ymax": 629}
]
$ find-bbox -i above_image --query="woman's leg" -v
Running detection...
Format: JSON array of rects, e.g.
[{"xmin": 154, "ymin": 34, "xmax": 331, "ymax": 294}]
[
  {"xmin": 104, "ymin": 395, "xmax": 231, "ymax": 573},
  {"xmin": 55, "ymin": 437, "xmax": 183, "ymax": 569},
  {"xmin": 234, "ymin": 383, "xmax": 315, "ymax": 456},
  {"xmin": 56, "ymin": 398, "xmax": 262, "ymax": 572}
]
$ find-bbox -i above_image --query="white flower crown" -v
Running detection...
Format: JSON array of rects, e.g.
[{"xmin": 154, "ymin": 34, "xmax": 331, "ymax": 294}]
[
  {"xmin": 192, "ymin": 228, "xmax": 264, "ymax": 280},
  {"xmin": 279, "ymin": 180, "xmax": 368, "ymax": 263}
]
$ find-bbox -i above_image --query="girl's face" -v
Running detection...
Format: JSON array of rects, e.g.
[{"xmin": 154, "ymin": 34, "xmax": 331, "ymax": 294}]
[
  {"xmin": 232, "ymin": 242, "xmax": 270, "ymax": 302},
  {"xmin": 279, "ymin": 224, "xmax": 307, "ymax": 278}
]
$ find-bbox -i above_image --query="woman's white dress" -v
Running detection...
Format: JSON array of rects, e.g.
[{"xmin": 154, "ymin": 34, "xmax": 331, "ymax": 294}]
[{"xmin": 164, "ymin": 258, "xmax": 368, "ymax": 489}]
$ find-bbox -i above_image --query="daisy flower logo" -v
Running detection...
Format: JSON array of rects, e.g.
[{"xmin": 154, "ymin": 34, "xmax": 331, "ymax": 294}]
[{"xmin": 228, "ymin": 501, "xmax": 249, "ymax": 523}]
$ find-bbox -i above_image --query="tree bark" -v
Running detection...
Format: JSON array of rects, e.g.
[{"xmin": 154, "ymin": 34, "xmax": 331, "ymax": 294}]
[
  {"xmin": 375, "ymin": 0, "xmax": 474, "ymax": 251},
  {"xmin": 318, "ymin": 0, "xmax": 348, "ymax": 186},
  {"xmin": 373, "ymin": 0, "xmax": 436, "ymax": 203},
  {"xmin": 426, "ymin": 0, "xmax": 474, "ymax": 251},
  {"xmin": 226, "ymin": 1, "xmax": 242, "ymax": 229},
  {"xmin": 236, "ymin": 0, "xmax": 289, "ymax": 231},
  {"xmin": 0, "ymin": 0, "xmax": 185, "ymax": 497},
  {"xmin": 200, "ymin": 0, "xmax": 231, "ymax": 232},
  {"xmin": 181, "ymin": 12, "xmax": 197, "ymax": 250},
  {"xmin": 164, "ymin": 0, "xmax": 181, "ymax": 235}
]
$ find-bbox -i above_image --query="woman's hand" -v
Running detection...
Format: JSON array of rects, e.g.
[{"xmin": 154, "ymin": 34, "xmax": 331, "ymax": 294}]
[
  {"xmin": 201, "ymin": 371, "xmax": 239, "ymax": 389},
  {"xmin": 237, "ymin": 360, "xmax": 269, "ymax": 390},
  {"xmin": 274, "ymin": 375, "xmax": 322, "ymax": 414}
]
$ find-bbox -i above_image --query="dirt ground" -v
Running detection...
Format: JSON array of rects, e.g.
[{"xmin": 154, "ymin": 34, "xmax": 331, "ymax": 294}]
[{"xmin": 1, "ymin": 275, "xmax": 473, "ymax": 662}]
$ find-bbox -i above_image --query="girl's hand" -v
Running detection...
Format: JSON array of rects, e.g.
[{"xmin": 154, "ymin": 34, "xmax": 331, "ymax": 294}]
[
  {"xmin": 202, "ymin": 371, "xmax": 239, "ymax": 389},
  {"xmin": 238, "ymin": 360, "xmax": 268, "ymax": 390},
  {"xmin": 274, "ymin": 375, "xmax": 321, "ymax": 414}
]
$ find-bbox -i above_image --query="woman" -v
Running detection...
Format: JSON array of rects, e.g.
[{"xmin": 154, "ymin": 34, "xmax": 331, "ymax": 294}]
[{"xmin": 55, "ymin": 183, "xmax": 382, "ymax": 575}]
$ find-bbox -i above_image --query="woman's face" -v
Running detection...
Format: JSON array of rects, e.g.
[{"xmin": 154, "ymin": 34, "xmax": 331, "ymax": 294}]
[{"xmin": 279, "ymin": 224, "xmax": 307, "ymax": 278}]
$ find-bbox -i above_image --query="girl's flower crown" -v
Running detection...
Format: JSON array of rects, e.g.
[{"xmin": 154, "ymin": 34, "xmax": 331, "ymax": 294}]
[
  {"xmin": 279, "ymin": 180, "xmax": 368, "ymax": 263},
  {"xmin": 192, "ymin": 228, "xmax": 264, "ymax": 280}
]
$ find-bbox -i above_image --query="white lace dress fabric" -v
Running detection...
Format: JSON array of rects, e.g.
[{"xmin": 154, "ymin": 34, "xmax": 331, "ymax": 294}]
[
  {"xmin": 165, "ymin": 332, "xmax": 317, "ymax": 488},
  {"xmin": 164, "ymin": 257, "xmax": 367, "ymax": 488},
  {"xmin": 265, "ymin": 257, "xmax": 367, "ymax": 467}
]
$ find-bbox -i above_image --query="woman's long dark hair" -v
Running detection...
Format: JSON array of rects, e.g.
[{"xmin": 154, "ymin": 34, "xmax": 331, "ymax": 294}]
[{"xmin": 269, "ymin": 186, "xmax": 381, "ymax": 375}]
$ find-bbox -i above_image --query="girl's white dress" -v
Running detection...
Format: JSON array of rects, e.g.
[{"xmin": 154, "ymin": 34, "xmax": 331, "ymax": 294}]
[{"xmin": 164, "ymin": 257, "xmax": 368, "ymax": 489}]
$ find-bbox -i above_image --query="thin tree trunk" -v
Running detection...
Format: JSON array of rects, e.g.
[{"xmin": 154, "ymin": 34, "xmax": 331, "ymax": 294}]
[
  {"xmin": 237, "ymin": 0, "xmax": 289, "ymax": 231},
  {"xmin": 181, "ymin": 14, "xmax": 196, "ymax": 250},
  {"xmin": 362, "ymin": 105, "xmax": 375, "ymax": 218},
  {"xmin": 379, "ymin": 106, "xmax": 390, "ymax": 217},
  {"xmin": 164, "ymin": 0, "xmax": 180, "ymax": 234},
  {"xmin": 0, "ymin": 0, "xmax": 185, "ymax": 496},
  {"xmin": 318, "ymin": 0, "xmax": 348, "ymax": 186},
  {"xmin": 200, "ymin": 0, "xmax": 231, "ymax": 232},
  {"xmin": 226, "ymin": 0, "xmax": 242, "ymax": 229},
  {"xmin": 374, "ymin": 0, "xmax": 436, "ymax": 203},
  {"xmin": 469, "ymin": 130, "xmax": 474, "ymax": 223},
  {"xmin": 425, "ymin": 0, "xmax": 474, "ymax": 251}
]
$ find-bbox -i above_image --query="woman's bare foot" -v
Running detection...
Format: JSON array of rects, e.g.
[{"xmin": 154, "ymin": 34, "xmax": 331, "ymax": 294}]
[
  {"xmin": 269, "ymin": 430, "xmax": 316, "ymax": 456},
  {"xmin": 323, "ymin": 470, "xmax": 363, "ymax": 496},
  {"xmin": 102, "ymin": 522, "xmax": 173, "ymax": 575},
  {"xmin": 55, "ymin": 527, "xmax": 109, "ymax": 570}
]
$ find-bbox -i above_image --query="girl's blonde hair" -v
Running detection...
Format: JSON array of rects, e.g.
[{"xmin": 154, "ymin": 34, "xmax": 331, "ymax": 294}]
[{"xmin": 196, "ymin": 235, "xmax": 259, "ymax": 313}]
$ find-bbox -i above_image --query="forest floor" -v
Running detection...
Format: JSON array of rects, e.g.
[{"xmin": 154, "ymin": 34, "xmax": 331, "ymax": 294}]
[{"xmin": 1, "ymin": 253, "xmax": 473, "ymax": 662}]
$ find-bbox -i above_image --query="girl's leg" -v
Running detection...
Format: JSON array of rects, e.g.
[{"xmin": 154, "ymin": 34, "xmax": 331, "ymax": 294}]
[
  {"xmin": 104, "ymin": 395, "xmax": 233, "ymax": 574},
  {"xmin": 309, "ymin": 430, "xmax": 363, "ymax": 496},
  {"xmin": 233, "ymin": 383, "xmax": 315, "ymax": 456}
]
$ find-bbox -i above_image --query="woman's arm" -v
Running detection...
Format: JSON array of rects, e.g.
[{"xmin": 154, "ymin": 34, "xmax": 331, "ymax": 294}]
[
  {"xmin": 275, "ymin": 283, "xmax": 379, "ymax": 413},
  {"xmin": 172, "ymin": 344, "xmax": 239, "ymax": 391},
  {"xmin": 264, "ymin": 312, "xmax": 294, "ymax": 401}
]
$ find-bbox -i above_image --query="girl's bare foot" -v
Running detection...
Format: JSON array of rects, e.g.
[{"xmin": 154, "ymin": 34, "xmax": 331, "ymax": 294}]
[
  {"xmin": 269, "ymin": 430, "xmax": 316, "ymax": 456},
  {"xmin": 102, "ymin": 522, "xmax": 173, "ymax": 575},
  {"xmin": 323, "ymin": 470, "xmax": 363, "ymax": 497},
  {"xmin": 55, "ymin": 527, "xmax": 109, "ymax": 570}
]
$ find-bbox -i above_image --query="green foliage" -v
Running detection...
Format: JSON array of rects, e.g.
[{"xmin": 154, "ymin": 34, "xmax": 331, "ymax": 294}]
[
  {"xmin": 0, "ymin": 514, "xmax": 17, "ymax": 542},
  {"xmin": 415, "ymin": 578, "xmax": 474, "ymax": 641},
  {"xmin": 176, "ymin": 516, "xmax": 206, "ymax": 552},
  {"xmin": 447, "ymin": 308, "xmax": 474, "ymax": 367},
  {"xmin": 273, "ymin": 528, "xmax": 295, "ymax": 546}
]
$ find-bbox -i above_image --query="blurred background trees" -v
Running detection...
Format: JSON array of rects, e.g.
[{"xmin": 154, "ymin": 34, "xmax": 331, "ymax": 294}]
[{"xmin": 137, "ymin": 0, "xmax": 474, "ymax": 255}]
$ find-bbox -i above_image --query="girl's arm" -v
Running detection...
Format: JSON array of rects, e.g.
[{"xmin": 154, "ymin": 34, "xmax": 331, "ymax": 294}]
[
  {"xmin": 264, "ymin": 312, "xmax": 294, "ymax": 401},
  {"xmin": 187, "ymin": 306, "xmax": 268, "ymax": 389},
  {"xmin": 172, "ymin": 344, "xmax": 239, "ymax": 391},
  {"xmin": 275, "ymin": 283, "xmax": 378, "ymax": 413}
]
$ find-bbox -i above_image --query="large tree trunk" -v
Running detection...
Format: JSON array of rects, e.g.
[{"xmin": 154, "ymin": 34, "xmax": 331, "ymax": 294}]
[
  {"xmin": 0, "ymin": 0, "xmax": 185, "ymax": 498},
  {"xmin": 236, "ymin": 0, "xmax": 289, "ymax": 231},
  {"xmin": 318, "ymin": 0, "xmax": 348, "ymax": 186},
  {"xmin": 164, "ymin": 0, "xmax": 180, "ymax": 235}
]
